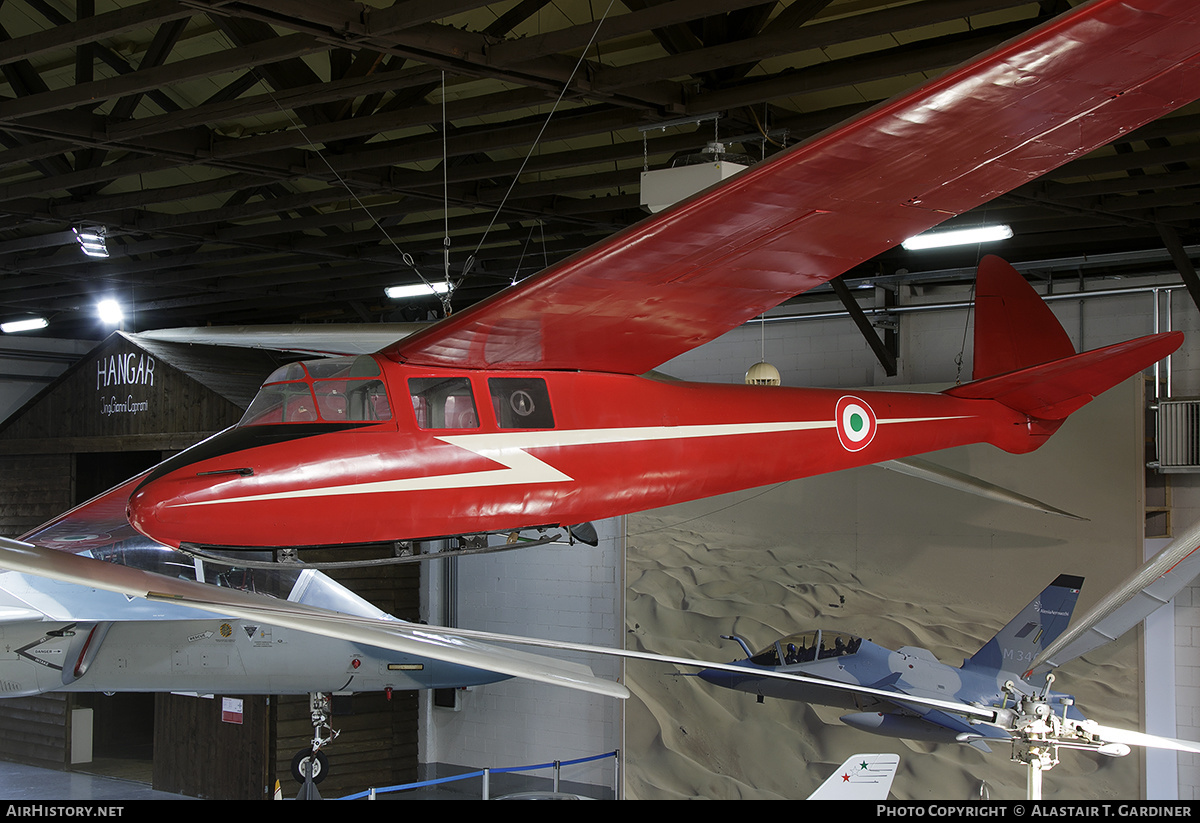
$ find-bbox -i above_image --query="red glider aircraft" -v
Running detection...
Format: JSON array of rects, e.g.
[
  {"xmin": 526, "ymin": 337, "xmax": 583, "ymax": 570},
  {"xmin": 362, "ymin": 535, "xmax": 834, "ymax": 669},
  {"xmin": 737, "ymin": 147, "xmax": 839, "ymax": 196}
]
[{"xmin": 27, "ymin": 0, "xmax": 1200, "ymax": 553}]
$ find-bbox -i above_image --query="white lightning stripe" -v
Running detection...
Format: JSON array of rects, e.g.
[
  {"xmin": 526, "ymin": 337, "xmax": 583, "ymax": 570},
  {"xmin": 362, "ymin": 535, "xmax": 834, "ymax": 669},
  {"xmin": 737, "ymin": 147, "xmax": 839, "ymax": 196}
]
[{"xmin": 170, "ymin": 416, "xmax": 967, "ymax": 508}]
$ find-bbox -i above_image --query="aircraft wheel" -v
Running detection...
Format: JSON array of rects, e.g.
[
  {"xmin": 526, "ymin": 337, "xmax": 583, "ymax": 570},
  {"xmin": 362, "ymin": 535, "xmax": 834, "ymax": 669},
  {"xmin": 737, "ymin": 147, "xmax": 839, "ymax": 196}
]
[{"xmin": 291, "ymin": 749, "xmax": 329, "ymax": 785}]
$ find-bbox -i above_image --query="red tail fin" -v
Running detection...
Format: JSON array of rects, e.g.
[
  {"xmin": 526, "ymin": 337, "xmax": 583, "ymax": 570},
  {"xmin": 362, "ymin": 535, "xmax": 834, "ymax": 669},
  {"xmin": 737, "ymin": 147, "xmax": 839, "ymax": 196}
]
[
  {"xmin": 972, "ymin": 255, "xmax": 1075, "ymax": 380},
  {"xmin": 944, "ymin": 256, "xmax": 1182, "ymax": 451}
]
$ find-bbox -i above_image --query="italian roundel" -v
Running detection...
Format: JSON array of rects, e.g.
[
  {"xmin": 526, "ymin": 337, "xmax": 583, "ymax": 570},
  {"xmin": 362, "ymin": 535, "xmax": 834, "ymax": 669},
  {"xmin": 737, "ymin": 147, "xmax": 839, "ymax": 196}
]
[{"xmin": 836, "ymin": 396, "xmax": 877, "ymax": 452}]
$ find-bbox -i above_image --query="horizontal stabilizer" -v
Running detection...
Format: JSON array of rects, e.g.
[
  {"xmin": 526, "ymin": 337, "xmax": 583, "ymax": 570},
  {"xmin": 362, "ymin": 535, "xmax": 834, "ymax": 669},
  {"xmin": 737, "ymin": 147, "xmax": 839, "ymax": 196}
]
[{"xmin": 946, "ymin": 332, "xmax": 1182, "ymax": 420}]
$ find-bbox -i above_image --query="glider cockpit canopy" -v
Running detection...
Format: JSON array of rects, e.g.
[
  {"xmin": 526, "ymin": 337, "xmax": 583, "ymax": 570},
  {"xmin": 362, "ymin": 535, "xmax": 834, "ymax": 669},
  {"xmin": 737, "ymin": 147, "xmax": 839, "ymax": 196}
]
[{"xmin": 239, "ymin": 355, "xmax": 394, "ymax": 427}]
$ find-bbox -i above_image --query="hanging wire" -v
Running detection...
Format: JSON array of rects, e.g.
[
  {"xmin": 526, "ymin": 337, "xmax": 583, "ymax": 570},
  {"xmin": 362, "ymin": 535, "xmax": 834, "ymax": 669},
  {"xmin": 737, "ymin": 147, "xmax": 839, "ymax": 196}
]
[
  {"xmin": 241, "ymin": 56, "xmax": 455, "ymax": 317},
  {"xmin": 466, "ymin": 0, "xmax": 619, "ymax": 275},
  {"xmin": 953, "ymin": 232, "xmax": 993, "ymax": 384},
  {"xmin": 442, "ymin": 70, "xmax": 451, "ymax": 288},
  {"xmin": 748, "ymin": 105, "xmax": 782, "ymax": 149},
  {"xmin": 953, "ymin": 283, "xmax": 974, "ymax": 385},
  {"xmin": 513, "ymin": 221, "xmax": 541, "ymax": 284}
]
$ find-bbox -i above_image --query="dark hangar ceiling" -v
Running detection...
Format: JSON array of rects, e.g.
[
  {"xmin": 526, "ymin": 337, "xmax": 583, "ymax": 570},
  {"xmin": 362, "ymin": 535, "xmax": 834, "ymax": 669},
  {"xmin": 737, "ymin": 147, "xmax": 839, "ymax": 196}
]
[{"xmin": 0, "ymin": 0, "xmax": 1197, "ymax": 340}]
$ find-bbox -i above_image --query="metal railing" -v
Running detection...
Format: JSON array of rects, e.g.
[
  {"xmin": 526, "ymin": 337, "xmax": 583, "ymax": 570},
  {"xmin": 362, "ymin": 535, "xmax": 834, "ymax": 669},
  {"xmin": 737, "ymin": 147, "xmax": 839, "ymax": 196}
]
[{"xmin": 339, "ymin": 749, "xmax": 620, "ymax": 800}]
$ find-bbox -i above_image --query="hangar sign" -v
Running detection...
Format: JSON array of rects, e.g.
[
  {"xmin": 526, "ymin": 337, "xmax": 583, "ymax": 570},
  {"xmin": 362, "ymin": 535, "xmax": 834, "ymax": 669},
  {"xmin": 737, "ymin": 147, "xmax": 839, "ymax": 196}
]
[{"xmin": 96, "ymin": 351, "xmax": 155, "ymax": 418}]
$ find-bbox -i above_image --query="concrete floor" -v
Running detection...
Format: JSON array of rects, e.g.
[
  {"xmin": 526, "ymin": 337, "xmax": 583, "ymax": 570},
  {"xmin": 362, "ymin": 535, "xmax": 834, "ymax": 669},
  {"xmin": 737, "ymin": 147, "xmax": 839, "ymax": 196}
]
[{"xmin": 0, "ymin": 760, "xmax": 189, "ymax": 801}]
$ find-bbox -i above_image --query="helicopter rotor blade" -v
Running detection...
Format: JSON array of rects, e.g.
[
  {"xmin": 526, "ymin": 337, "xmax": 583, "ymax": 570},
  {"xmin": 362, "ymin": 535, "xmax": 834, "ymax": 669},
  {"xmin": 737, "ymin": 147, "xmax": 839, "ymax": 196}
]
[{"xmin": 1081, "ymin": 721, "xmax": 1200, "ymax": 755}]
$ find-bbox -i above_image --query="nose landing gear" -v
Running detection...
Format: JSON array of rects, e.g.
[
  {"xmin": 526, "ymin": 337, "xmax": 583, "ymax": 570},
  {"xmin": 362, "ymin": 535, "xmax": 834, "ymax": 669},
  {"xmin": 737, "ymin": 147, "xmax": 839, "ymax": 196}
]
[{"xmin": 291, "ymin": 692, "xmax": 339, "ymax": 800}]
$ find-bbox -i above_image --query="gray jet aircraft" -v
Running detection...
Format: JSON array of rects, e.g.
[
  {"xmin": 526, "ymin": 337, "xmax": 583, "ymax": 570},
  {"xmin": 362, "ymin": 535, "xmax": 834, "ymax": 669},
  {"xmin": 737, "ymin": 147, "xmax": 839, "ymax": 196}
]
[
  {"xmin": 0, "ymin": 541, "xmax": 589, "ymax": 700},
  {"xmin": 0, "ymin": 535, "xmax": 627, "ymax": 701},
  {"xmin": 696, "ymin": 572, "xmax": 1200, "ymax": 798}
]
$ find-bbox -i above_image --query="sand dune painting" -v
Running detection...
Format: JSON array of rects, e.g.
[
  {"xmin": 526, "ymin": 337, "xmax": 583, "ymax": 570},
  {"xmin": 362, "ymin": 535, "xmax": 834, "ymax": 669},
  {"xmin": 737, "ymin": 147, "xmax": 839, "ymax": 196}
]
[{"xmin": 623, "ymin": 381, "xmax": 1146, "ymax": 800}]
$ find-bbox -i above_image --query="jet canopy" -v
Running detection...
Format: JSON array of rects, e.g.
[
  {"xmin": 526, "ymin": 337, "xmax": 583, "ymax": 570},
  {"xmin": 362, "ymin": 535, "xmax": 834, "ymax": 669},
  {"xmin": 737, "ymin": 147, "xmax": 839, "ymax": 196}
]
[
  {"xmin": 240, "ymin": 355, "xmax": 393, "ymax": 426},
  {"xmin": 750, "ymin": 630, "xmax": 862, "ymax": 666}
]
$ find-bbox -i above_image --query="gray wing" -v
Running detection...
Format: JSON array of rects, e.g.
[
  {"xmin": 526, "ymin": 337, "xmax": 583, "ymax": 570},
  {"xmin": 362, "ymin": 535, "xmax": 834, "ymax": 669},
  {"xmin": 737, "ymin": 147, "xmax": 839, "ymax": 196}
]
[{"xmin": 1030, "ymin": 517, "xmax": 1200, "ymax": 675}]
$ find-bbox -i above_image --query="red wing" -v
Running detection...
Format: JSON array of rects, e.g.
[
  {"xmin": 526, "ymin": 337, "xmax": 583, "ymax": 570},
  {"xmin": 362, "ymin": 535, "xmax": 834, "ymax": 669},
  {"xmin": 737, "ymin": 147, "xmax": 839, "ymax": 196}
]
[
  {"xmin": 384, "ymin": 0, "xmax": 1200, "ymax": 374},
  {"xmin": 20, "ymin": 473, "xmax": 150, "ymax": 553}
]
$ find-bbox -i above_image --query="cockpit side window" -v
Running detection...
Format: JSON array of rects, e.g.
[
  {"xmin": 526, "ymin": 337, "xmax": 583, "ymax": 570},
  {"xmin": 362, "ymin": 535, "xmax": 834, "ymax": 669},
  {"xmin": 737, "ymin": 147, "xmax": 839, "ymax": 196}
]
[
  {"xmin": 749, "ymin": 645, "xmax": 781, "ymax": 667},
  {"xmin": 261, "ymin": 363, "xmax": 307, "ymax": 384},
  {"xmin": 488, "ymin": 377, "xmax": 554, "ymax": 429},
  {"xmin": 409, "ymin": 377, "xmax": 479, "ymax": 429},
  {"xmin": 313, "ymin": 379, "xmax": 393, "ymax": 422},
  {"xmin": 817, "ymin": 632, "xmax": 861, "ymax": 659},
  {"xmin": 778, "ymin": 631, "xmax": 819, "ymax": 664},
  {"xmin": 241, "ymin": 381, "xmax": 317, "ymax": 424},
  {"xmin": 747, "ymin": 631, "xmax": 862, "ymax": 667}
]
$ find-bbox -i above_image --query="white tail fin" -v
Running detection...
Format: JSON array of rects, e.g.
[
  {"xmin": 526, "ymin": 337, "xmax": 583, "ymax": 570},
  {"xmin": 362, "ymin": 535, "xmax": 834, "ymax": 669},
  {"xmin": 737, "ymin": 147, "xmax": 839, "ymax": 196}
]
[{"xmin": 808, "ymin": 753, "xmax": 899, "ymax": 800}]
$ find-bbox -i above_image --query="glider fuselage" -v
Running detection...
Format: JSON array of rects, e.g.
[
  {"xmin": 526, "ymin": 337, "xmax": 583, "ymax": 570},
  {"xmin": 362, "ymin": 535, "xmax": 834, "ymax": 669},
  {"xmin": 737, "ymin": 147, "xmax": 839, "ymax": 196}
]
[
  {"xmin": 126, "ymin": 357, "xmax": 1040, "ymax": 550},
  {"xmin": 109, "ymin": 0, "xmax": 1200, "ymax": 554}
]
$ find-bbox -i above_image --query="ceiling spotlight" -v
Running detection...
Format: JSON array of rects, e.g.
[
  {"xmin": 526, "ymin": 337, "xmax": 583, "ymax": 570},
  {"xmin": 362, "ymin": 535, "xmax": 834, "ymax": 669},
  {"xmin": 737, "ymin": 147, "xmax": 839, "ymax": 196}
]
[
  {"xmin": 901, "ymin": 224, "xmax": 1013, "ymax": 251},
  {"xmin": 1, "ymin": 316, "xmax": 48, "ymax": 333},
  {"xmin": 74, "ymin": 225, "xmax": 109, "ymax": 258},
  {"xmin": 384, "ymin": 281, "xmax": 451, "ymax": 299},
  {"xmin": 97, "ymin": 299, "xmax": 123, "ymax": 325}
]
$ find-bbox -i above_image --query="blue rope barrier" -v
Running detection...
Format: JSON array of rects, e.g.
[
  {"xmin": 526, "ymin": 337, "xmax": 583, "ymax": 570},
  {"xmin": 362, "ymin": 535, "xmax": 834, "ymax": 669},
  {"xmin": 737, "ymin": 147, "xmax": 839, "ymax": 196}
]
[{"xmin": 338, "ymin": 750, "xmax": 619, "ymax": 800}]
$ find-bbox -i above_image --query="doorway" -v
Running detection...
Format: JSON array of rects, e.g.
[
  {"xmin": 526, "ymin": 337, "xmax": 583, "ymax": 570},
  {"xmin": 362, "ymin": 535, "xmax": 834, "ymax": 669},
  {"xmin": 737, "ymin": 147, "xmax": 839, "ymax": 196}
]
[{"xmin": 69, "ymin": 451, "xmax": 162, "ymax": 782}]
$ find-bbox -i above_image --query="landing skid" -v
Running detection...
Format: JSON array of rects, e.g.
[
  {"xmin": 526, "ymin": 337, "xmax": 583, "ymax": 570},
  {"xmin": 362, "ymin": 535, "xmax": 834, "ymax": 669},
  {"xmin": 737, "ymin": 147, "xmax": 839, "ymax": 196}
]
[{"xmin": 180, "ymin": 523, "xmax": 597, "ymax": 570}]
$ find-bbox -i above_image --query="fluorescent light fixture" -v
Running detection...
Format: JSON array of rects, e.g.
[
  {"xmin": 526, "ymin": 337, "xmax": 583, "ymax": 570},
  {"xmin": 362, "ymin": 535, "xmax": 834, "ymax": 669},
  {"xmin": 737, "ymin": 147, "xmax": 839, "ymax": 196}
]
[
  {"xmin": 97, "ymin": 299, "xmax": 123, "ymax": 325},
  {"xmin": 901, "ymin": 224, "xmax": 1013, "ymax": 251},
  {"xmin": 384, "ymin": 281, "xmax": 451, "ymax": 299},
  {"xmin": 1, "ymin": 317, "xmax": 48, "ymax": 333},
  {"xmin": 73, "ymin": 225, "xmax": 109, "ymax": 258}
]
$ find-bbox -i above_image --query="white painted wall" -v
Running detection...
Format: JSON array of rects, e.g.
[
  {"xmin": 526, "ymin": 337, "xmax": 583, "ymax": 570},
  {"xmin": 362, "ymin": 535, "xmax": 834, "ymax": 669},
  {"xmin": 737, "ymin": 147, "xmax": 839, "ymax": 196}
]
[{"xmin": 419, "ymin": 520, "xmax": 624, "ymax": 797}]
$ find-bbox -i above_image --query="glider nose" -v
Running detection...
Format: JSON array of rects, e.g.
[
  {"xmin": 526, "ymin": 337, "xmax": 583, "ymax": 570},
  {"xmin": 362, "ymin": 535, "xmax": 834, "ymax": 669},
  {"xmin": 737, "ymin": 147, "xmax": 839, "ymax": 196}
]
[
  {"xmin": 126, "ymin": 428, "xmax": 259, "ymax": 548},
  {"xmin": 127, "ymin": 467, "xmax": 220, "ymax": 549},
  {"xmin": 126, "ymin": 481, "xmax": 163, "ymax": 544}
]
